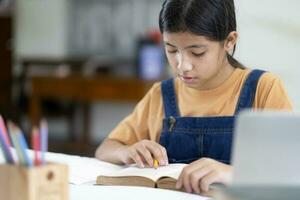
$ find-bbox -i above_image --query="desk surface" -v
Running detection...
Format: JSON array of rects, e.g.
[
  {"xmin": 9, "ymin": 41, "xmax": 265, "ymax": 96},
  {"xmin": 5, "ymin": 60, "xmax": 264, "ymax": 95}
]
[{"xmin": 70, "ymin": 185, "xmax": 208, "ymax": 200}]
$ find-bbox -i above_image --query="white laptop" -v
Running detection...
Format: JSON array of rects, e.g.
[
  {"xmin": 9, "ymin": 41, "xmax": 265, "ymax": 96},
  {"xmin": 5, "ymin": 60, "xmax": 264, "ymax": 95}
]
[
  {"xmin": 215, "ymin": 110, "xmax": 300, "ymax": 200},
  {"xmin": 232, "ymin": 110, "xmax": 300, "ymax": 186}
]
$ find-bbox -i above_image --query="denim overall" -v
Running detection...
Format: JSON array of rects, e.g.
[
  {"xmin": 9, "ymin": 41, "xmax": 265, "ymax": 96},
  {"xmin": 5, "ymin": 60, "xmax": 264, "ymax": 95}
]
[{"xmin": 159, "ymin": 69, "xmax": 265, "ymax": 164}]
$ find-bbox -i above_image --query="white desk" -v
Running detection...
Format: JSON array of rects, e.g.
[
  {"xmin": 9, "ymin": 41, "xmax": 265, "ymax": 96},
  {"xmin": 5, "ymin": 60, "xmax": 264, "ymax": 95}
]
[
  {"xmin": 70, "ymin": 185, "xmax": 207, "ymax": 200},
  {"xmin": 0, "ymin": 150, "xmax": 209, "ymax": 200}
]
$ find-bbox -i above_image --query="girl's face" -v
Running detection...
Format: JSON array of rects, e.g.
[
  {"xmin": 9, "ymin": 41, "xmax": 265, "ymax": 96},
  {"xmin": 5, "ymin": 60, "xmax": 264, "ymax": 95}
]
[{"xmin": 163, "ymin": 31, "xmax": 235, "ymax": 90}]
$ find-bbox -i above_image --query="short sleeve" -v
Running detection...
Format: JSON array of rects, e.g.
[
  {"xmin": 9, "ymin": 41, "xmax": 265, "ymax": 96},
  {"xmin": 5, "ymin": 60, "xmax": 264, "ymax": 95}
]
[
  {"xmin": 254, "ymin": 72, "xmax": 293, "ymax": 110},
  {"xmin": 107, "ymin": 82, "xmax": 161, "ymax": 145}
]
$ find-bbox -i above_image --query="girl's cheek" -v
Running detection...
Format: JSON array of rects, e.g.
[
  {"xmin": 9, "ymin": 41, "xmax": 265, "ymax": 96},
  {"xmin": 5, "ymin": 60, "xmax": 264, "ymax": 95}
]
[
  {"xmin": 175, "ymin": 52, "xmax": 181, "ymax": 64},
  {"xmin": 167, "ymin": 55, "xmax": 178, "ymax": 70}
]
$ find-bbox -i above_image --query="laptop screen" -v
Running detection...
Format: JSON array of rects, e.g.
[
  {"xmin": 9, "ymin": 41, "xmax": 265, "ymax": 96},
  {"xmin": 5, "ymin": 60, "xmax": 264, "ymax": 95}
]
[{"xmin": 231, "ymin": 110, "xmax": 300, "ymax": 186}]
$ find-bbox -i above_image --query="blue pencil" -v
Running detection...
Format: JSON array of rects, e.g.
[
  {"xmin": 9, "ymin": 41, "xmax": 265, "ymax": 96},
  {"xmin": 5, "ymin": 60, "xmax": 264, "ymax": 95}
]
[
  {"xmin": 0, "ymin": 144, "xmax": 4, "ymax": 160},
  {"xmin": 8, "ymin": 122, "xmax": 33, "ymax": 167},
  {"xmin": 10, "ymin": 129, "xmax": 25, "ymax": 165},
  {"xmin": 0, "ymin": 129, "xmax": 15, "ymax": 164},
  {"xmin": 40, "ymin": 119, "xmax": 48, "ymax": 165},
  {"xmin": 17, "ymin": 130, "xmax": 33, "ymax": 167}
]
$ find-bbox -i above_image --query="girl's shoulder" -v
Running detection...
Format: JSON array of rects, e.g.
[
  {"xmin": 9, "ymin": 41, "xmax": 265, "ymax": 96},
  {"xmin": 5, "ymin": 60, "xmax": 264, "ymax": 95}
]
[
  {"xmin": 234, "ymin": 67, "xmax": 285, "ymax": 93},
  {"xmin": 148, "ymin": 78, "xmax": 176, "ymax": 94},
  {"xmin": 240, "ymin": 68, "xmax": 282, "ymax": 84},
  {"xmin": 251, "ymin": 69, "xmax": 292, "ymax": 110},
  {"xmin": 149, "ymin": 81, "xmax": 162, "ymax": 94},
  {"xmin": 143, "ymin": 81, "xmax": 163, "ymax": 101},
  {"xmin": 260, "ymin": 70, "xmax": 281, "ymax": 82},
  {"xmin": 251, "ymin": 69, "xmax": 287, "ymax": 94},
  {"xmin": 147, "ymin": 78, "xmax": 179, "ymax": 100}
]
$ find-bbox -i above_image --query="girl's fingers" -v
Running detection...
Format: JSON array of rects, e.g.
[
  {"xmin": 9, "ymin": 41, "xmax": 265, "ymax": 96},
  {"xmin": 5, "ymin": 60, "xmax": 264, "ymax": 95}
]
[
  {"xmin": 176, "ymin": 158, "xmax": 214, "ymax": 193},
  {"xmin": 129, "ymin": 150, "xmax": 144, "ymax": 168},
  {"xmin": 176, "ymin": 177, "xmax": 183, "ymax": 190},
  {"xmin": 146, "ymin": 142, "xmax": 168, "ymax": 165},
  {"xmin": 199, "ymin": 171, "xmax": 219, "ymax": 193},
  {"xmin": 159, "ymin": 145, "xmax": 169, "ymax": 165},
  {"xmin": 176, "ymin": 158, "xmax": 208, "ymax": 189},
  {"xmin": 177, "ymin": 165, "xmax": 193, "ymax": 193},
  {"xmin": 129, "ymin": 140, "xmax": 169, "ymax": 168},
  {"xmin": 176, "ymin": 158, "xmax": 232, "ymax": 195},
  {"xmin": 189, "ymin": 166, "xmax": 213, "ymax": 194},
  {"xmin": 136, "ymin": 145, "xmax": 154, "ymax": 167}
]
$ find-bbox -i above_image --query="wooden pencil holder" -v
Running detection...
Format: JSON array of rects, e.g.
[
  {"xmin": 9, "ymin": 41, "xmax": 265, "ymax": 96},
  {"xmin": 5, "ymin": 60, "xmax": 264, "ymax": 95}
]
[{"xmin": 0, "ymin": 163, "xmax": 69, "ymax": 200}]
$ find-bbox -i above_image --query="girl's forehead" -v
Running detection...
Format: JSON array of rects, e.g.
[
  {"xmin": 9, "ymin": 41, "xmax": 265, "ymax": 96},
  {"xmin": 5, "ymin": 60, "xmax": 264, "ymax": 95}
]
[{"xmin": 163, "ymin": 31, "xmax": 211, "ymax": 45}]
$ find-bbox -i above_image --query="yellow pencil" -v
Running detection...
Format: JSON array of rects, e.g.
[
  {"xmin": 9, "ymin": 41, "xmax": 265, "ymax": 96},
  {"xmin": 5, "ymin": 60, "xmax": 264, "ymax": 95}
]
[{"xmin": 153, "ymin": 159, "xmax": 159, "ymax": 169}]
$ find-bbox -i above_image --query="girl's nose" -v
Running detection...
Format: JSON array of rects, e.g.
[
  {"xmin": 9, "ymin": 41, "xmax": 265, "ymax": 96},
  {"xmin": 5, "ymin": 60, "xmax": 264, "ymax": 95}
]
[{"xmin": 176, "ymin": 53, "xmax": 193, "ymax": 72}]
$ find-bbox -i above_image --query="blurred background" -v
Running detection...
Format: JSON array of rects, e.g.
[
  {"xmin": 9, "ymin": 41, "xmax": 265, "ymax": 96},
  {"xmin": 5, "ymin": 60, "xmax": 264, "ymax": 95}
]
[{"xmin": 0, "ymin": 0, "xmax": 299, "ymax": 156}]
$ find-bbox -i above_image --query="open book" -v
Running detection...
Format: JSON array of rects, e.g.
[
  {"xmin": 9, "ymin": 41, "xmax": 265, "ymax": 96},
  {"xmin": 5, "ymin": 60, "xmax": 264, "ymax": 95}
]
[{"xmin": 96, "ymin": 163, "xmax": 187, "ymax": 190}]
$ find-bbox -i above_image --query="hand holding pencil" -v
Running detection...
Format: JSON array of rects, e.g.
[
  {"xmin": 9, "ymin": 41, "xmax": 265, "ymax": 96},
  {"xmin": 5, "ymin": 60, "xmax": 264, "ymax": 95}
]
[{"xmin": 118, "ymin": 140, "xmax": 169, "ymax": 169}]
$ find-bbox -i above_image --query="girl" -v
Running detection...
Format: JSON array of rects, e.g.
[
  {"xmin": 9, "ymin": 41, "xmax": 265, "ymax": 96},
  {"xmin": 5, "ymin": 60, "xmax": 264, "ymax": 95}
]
[{"xmin": 95, "ymin": 0, "xmax": 292, "ymax": 195}]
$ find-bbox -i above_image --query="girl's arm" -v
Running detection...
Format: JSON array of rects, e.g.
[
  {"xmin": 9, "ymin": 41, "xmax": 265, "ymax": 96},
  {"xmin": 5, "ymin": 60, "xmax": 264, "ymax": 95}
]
[
  {"xmin": 96, "ymin": 83, "xmax": 166, "ymax": 167},
  {"xmin": 95, "ymin": 138, "xmax": 128, "ymax": 165}
]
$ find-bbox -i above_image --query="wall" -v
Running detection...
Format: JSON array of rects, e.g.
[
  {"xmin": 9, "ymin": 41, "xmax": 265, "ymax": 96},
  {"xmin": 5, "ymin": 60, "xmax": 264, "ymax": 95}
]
[
  {"xmin": 68, "ymin": 0, "xmax": 163, "ymax": 58},
  {"xmin": 15, "ymin": 0, "xmax": 163, "ymax": 59},
  {"xmin": 235, "ymin": 0, "xmax": 300, "ymax": 111},
  {"xmin": 15, "ymin": 0, "xmax": 69, "ymax": 58}
]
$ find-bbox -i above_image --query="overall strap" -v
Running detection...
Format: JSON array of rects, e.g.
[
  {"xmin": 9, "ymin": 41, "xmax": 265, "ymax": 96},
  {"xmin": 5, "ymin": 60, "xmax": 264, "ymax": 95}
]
[
  {"xmin": 235, "ymin": 69, "xmax": 266, "ymax": 114},
  {"xmin": 161, "ymin": 78, "xmax": 180, "ymax": 118}
]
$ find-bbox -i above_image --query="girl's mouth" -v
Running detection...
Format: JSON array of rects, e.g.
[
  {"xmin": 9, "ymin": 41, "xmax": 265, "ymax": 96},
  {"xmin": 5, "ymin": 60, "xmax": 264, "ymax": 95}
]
[{"xmin": 179, "ymin": 75, "xmax": 197, "ymax": 84}]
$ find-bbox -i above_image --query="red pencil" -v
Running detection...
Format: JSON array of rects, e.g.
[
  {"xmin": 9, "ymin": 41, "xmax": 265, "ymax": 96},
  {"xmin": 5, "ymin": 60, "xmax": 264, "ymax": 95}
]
[
  {"xmin": 0, "ymin": 115, "xmax": 11, "ymax": 146},
  {"xmin": 31, "ymin": 127, "xmax": 40, "ymax": 166}
]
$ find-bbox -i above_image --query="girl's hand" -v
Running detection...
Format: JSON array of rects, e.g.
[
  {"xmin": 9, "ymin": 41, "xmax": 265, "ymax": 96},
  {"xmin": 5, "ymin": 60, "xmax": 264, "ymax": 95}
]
[
  {"xmin": 176, "ymin": 158, "xmax": 233, "ymax": 195},
  {"xmin": 119, "ymin": 140, "xmax": 169, "ymax": 168}
]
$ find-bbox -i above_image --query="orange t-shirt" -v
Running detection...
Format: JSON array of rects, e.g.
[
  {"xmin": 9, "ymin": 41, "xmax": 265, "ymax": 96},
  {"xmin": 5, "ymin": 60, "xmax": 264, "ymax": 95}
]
[{"xmin": 108, "ymin": 68, "xmax": 293, "ymax": 145}]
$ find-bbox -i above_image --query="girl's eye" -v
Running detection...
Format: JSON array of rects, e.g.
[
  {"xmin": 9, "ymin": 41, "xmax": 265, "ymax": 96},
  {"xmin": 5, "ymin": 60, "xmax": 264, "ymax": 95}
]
[
  {"xmin": 192, "ymin": 52, "xmax": 205, "ymax": 57},
  {"xmin": 167, "ymin": 50, "xmax": 178, "ymax": 54}
]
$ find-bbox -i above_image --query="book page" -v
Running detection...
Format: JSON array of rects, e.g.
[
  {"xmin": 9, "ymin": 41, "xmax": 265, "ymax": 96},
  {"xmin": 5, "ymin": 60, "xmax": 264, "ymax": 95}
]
[
  {"xmin": 102, "ymin": 163, "xmax": 187, "ymax": 182},
  {"xmin": 26, "ymin": 149, "xmax": 124, "ymax": 185}
]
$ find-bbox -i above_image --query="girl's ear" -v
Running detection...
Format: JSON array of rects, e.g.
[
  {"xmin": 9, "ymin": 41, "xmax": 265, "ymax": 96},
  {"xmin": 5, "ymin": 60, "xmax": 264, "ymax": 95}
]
[{"xmin": 224, "ymin": 31, "xmax": 238, "ymax": 53}]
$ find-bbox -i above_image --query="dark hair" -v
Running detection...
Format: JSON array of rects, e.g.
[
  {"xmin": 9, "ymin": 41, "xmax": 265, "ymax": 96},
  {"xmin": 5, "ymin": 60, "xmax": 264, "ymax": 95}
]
[{"xmin": 159, "ymin": 0, "xmax": 244, "ymax": 69}]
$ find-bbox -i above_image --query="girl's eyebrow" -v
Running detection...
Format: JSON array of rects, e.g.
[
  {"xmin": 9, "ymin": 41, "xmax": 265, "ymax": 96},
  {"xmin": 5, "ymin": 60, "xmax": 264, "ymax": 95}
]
[
  {"xmin": 164, "ymin": 42, "xmax": 176, "ymax": 47},
  {"xmin": 164, "ymin": 42, "xmax": 207, "ymax": 49},
  {"xmin": 185, "ymin": 44, "xmax": 207, "ymax": 49}
]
